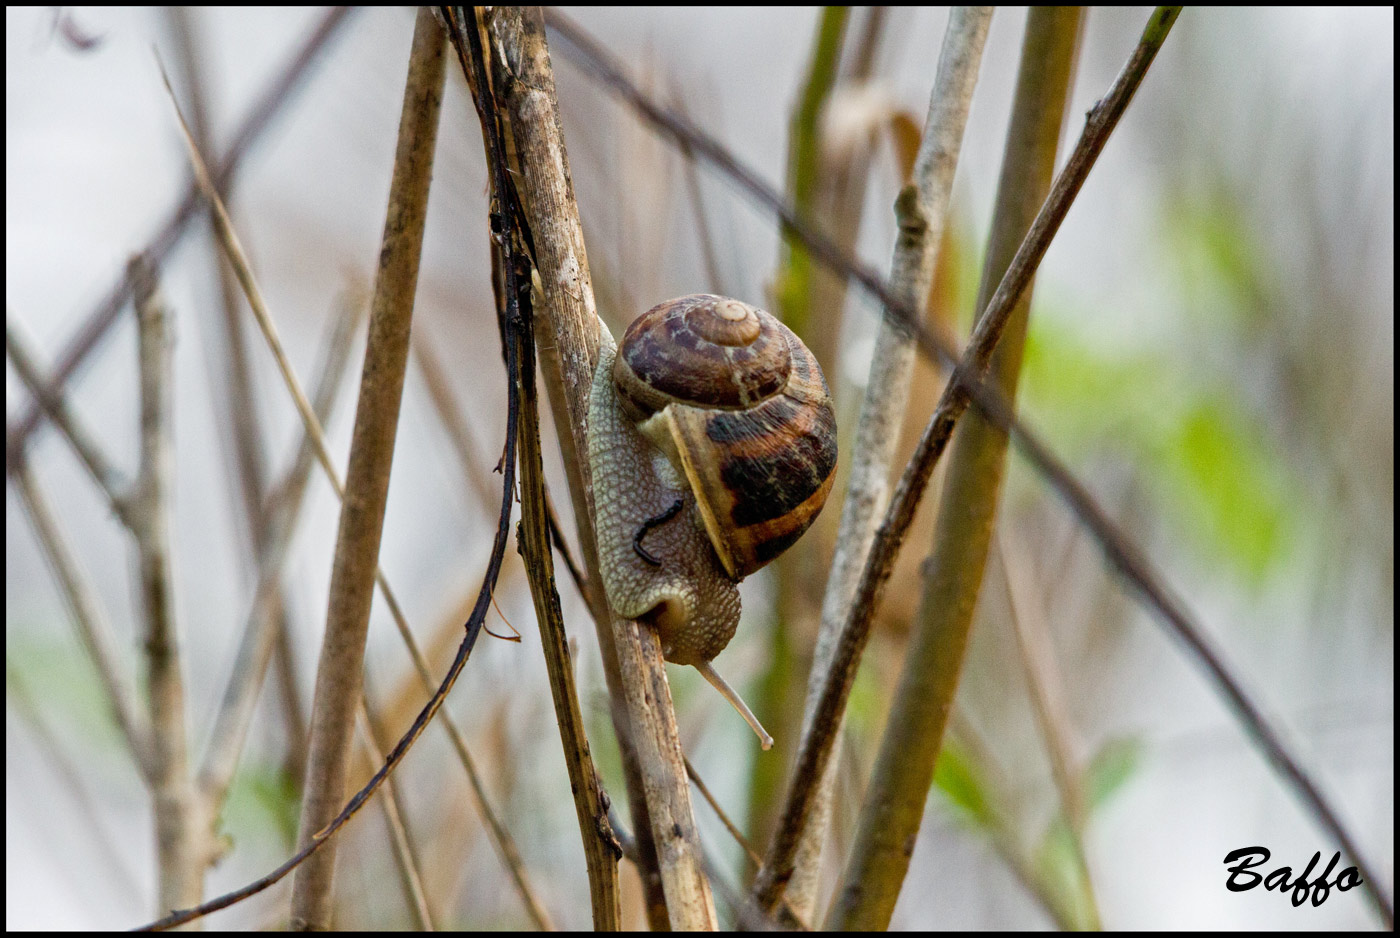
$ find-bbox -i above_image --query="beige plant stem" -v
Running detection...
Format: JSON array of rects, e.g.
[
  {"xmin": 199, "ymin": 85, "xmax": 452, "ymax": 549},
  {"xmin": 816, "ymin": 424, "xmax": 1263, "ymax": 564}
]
[
  {"xmin": 789, "ymin": 6, "xmax": 992, "ymax": 920},
  {"xmin": 8, "ymin": 293, "xmax": 211, "ymax": 914},
  {"xmin": 289, "ymin": 11, "xmax": 445, "ymax": 927},
  {"xmin": 129, "ymin": 256, "xmax": 208, "ymax": 917},
  {"xmin": 410, "ymin": 330, "xmax": 560, "ymax": 931},
  {"xmin": 4, "ymin": 317, "xmax": 130, "ymax": 521},
  {"xmin": 11, "ymin": 278, "xmax": 217, "ymax": 908},
  {"xmin": 197, "ymin": 300, "xmax": 364, "ymax": 810},
  {"xmin": 826, "ymin": 9, "xmax": 1082, "ymax": 928},
  {"xmin": 483, "ymin": 7, "xmax": 714, "ymax": 929},
  {"xmin": 8, "ymin": 457, "xmax": 152, "ymax": 772},
  {"xmin": 165, "ymin": 6, "xmax": 310, "ymax": 779}
]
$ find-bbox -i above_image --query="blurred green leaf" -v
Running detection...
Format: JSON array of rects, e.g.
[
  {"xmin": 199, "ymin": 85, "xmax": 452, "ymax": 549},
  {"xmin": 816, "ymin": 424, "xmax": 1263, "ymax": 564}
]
[
  {"xmin": 226, "ymin": 759, "xmax": 301, "ymax": 846},
  {"xmin": 6, "ymin": 629, "xmax": 128, "ymax": 752},
  {"xmin": 1020, "ymin": 316, "xmax": 1298, "ymax": 586},
  {"xmin": 1163, "ymin": 185, "xmax": 1274, "ymax": 330},
  {"xmin": 1083, "ymin": 735, "xmax": 1143, "ymax": 811},
  {"xmin": 931, "ymin": 738, "xmax": 994, "ymax": 828}
]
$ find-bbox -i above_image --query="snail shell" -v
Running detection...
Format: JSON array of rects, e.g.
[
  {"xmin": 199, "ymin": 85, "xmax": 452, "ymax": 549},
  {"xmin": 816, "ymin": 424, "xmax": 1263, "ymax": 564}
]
[
  {"xmin": 610, "ymin": 294, "xmax": 838, "ymax": 582},
  {"xmin": 587, "ymin": 295, "xmax": 837, "ymax": 748}
]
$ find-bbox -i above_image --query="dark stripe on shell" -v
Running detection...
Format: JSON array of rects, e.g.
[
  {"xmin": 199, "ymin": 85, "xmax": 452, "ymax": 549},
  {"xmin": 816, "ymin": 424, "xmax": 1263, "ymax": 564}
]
[{"xmin": 707, "ymin": 396, "xmax": 837, "ymax": 528}]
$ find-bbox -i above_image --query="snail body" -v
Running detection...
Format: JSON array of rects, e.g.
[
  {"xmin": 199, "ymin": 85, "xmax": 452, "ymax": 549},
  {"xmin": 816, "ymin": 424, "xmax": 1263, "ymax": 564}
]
[{"xmin": 587, "ymin": 295, "xmax": 838, "ymax": 747}]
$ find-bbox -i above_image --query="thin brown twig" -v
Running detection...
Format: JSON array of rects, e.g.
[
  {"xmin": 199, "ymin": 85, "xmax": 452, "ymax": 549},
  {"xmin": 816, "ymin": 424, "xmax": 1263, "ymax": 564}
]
[
  {"xmin": 197, "ymin": 295, "xmax": 365, "ymax": 810},
  {"xmin": 164, "ymin": 8, "xmax": 314, "ymax": 780},
  {"xmin": 7, "ymin": 457, "xmax": 152, "ymax": 773},
  {"xmin": 684, "ymin": 755, "xmax": 762, "ymax": 872},
  {"xmin": 356, "ymin": 699, "xmax": 435, "ymax": 931},
  {"xmin": 408, "ymin": 325, "xmax": 569, "ymax": 931},
  {"xmin": 5, "ymin": 316, "xmax": 131, "ymax": 521},
  {"xmin": 289, "ymin": 12, "xmax": 445, "ymax": 925},
  {"xmin": 998, "ymin": 533, "xmax": 1100, "ymax": 929},
  {"xmin": 414, "ymin": 326, "xmax": 588, "ymax": 603}
]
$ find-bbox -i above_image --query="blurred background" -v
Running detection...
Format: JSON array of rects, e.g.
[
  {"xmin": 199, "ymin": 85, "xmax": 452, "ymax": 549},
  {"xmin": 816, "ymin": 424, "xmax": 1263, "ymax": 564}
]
[{"xmin": 5, "ymin": 7, "xmax": 1392, "ymax": 929}]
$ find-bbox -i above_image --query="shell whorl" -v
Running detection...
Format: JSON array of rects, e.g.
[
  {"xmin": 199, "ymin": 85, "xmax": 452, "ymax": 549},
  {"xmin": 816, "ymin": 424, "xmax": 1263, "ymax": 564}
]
[{"xmin": 612, "ymin": 295, "xmax": 792, "ymax": 420}]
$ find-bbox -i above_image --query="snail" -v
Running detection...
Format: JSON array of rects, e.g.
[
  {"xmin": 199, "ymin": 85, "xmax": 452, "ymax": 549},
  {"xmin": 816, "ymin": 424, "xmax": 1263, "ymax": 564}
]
[{"xmin": 587, "ymin": 294, "xmax": 838, "ymax": 749}]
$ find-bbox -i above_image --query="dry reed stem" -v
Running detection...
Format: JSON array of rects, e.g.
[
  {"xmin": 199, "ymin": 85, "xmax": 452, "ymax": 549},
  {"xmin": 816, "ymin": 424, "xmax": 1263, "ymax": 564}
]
[
  {"xmin": 999, "ymin": 532, "xmax": 1100, "ymax": 928},
  {"xmin": 290, "ymin": 12, "xmax": 445, "ymax": 926},
  {"xmin": 197, "ymin": 298, "xmax": 364, "ymax": 810},
  {"xmin": 7, "ymin": 458, "xmax": 152, "ymax": 771},
  {"xmin": 129, "ymin": 257, "xmax": 210, "ymax": 916},
  {"xmin": 355, "ymin": 701, "xmax": 435, "ymax": 930}
]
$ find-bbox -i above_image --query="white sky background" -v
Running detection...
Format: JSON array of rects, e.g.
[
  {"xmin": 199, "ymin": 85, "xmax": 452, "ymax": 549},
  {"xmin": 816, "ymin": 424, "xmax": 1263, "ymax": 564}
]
[{"xmin": 6, "ymin": 7, "xmax": 1393, "ymax": 929}]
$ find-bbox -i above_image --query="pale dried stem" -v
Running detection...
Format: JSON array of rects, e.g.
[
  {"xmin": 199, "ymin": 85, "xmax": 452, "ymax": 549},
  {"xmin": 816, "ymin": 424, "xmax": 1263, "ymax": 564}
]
[
  {"xmin": 198, "ymin": 297, "xmax": 364, "ymax": 808},
  {"xmin": 789, "ymin": 6, "xmax": 991, "ymax": 917},
  {"xmin": 413, "ymin": 331, "xmax": 500, "ymax": 510},
  {"xmin": 998, "ymin": 533, "xmax": 1100, "ymax": 928},
  {"xmin": 129, "ymin": 257, "xmax": 207, "ymax": 916},
  {"xmin": 165, "ymin": 46, "xmax": 556, "ymax": 927},
  {"xmin": 165, "ymin": 7, "xmax": 309, "ymax": 772},
  {"xmin": 5, "ymin": 317, "xmax": 130, "ymax": 520},
  {"xmin": 684, "ymin": 755, "xmax": 762, "ymax": 870},
  {"xmin": 8, "ymin": 292, "xmax": 209, "ymax": 913},
  {"xmin": 8, "ymin": 457, "xmax": 152, "ymax": 773},
  {"xmin": 412, "ymin": 329, "xmax": 559, "ymax": 931}
]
